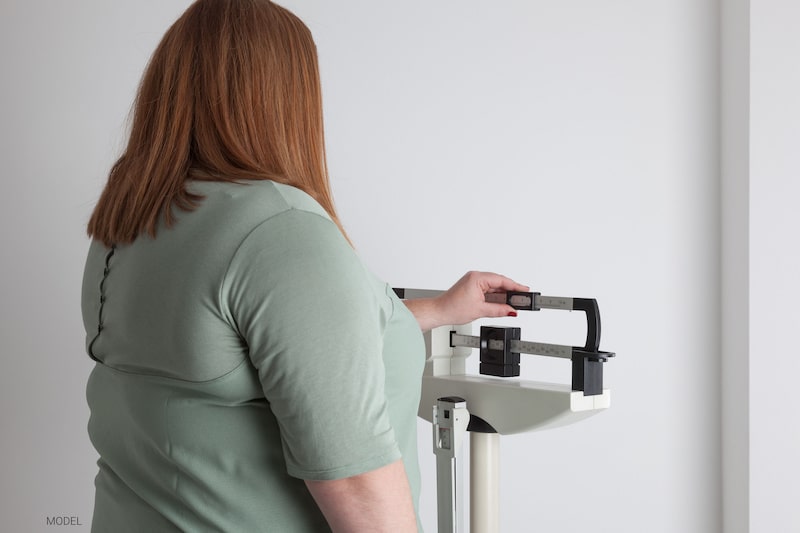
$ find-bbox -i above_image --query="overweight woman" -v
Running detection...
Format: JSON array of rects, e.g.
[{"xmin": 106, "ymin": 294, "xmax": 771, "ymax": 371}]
[{"xmin": 81, "ymin": 1, "xmax": 526, "ymax": 531}]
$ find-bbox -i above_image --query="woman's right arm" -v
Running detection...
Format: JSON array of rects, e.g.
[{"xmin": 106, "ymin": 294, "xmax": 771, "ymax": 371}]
[
  {"xmin": 305, "ymin": 459, "xmax": 417, "ymax": 532},
  {"xmin": 228, "ymin": 210, "xmax": 420, "ymax": 531}
]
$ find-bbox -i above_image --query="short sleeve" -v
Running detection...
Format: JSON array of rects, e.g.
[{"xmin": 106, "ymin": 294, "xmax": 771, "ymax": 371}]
[{"xmin": 222, "ymin": 208, "xmax": 399, "ymax": 480}]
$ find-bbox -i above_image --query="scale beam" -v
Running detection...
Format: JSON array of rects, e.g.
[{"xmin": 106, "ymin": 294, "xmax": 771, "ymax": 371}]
[{"xmin": 450, "ymin": 332, "xmax": 574, "ymax": 360}]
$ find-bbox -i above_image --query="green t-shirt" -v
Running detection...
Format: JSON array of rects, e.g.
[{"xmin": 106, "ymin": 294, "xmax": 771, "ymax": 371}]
[{"xmin": 81, "ymin": 180, "xmax": 426, "ymax": 532}]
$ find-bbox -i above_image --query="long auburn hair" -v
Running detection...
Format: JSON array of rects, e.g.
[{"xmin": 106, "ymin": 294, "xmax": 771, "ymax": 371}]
[{"xmin": 88, "ymin": 0, "xmax": 346, "ymax": 246}]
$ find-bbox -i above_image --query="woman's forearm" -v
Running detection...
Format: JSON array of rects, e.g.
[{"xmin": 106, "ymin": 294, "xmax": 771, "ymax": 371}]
[
  {"xmin": 402, "ymin": 298, "xmax": 443, "ymax": 332},
  {"xmin": 305, "ymin": 459, "xmax": 417, "ymax": 532}
]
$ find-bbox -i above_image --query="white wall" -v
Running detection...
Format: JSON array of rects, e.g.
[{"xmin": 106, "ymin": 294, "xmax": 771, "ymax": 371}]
[
  {"xmin": 0, "ymin": 1, "xmax": 728, "ymax": 531},
  {"xmin": 302, "ymin": 2, "xmax": 721, "ymax": 531},
  {"xmin": 750, "ymin": 1, "xmax": 800, "ymax": 531}
]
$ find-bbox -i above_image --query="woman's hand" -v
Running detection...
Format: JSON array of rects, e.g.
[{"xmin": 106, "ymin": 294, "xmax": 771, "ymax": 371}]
[{"xmin": 403, "ymin": 271, "xmax": 529, "ymax": 332}]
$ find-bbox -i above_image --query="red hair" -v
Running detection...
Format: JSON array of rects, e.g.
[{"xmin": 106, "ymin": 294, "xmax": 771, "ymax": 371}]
[{"xmin": 88, "ymin": 0, "xmax": 346, "ymax": 246}]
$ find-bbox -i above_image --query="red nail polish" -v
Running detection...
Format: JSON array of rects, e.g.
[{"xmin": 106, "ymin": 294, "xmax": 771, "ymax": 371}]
[{"xmin": 507, "ymin": 311, "xmax": 518, "ymax": 317}]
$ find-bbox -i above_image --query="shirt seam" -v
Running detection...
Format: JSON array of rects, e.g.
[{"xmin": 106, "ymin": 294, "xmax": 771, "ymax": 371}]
[{"xmin": 217, "ymin": 208, "xmax": 339, "ymax": 337}]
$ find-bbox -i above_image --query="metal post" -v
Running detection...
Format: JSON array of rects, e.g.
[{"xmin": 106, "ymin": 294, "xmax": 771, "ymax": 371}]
[
  {"xmin": 470, "ymin": 432, "xmax": 500, "ymax": 533},
  {"xmin": 433, "ymin": 398, "xmax": 469, "ymax": 533}
]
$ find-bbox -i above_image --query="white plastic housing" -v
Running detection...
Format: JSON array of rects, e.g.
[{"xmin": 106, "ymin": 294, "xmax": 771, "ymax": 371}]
[{"xmin": 417, "ymin": 325, "xmax": 611, "ymax": 436}]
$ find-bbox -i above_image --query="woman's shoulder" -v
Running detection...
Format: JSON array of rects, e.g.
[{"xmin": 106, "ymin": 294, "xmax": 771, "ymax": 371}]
[{"xmin": 190, "ymin": 179, "xmax": 330, "ymax": 221}]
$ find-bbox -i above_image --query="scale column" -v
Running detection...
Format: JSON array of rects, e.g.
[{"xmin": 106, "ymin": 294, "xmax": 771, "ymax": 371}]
[{"xmin": 470, "ymin": 432, "xmax": 500, "ymax": 533}]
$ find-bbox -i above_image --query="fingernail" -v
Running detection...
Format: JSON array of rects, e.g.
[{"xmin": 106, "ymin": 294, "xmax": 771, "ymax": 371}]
[{"xmin": 507, "ymin": 311, "xmax": 518, "ymax": 317}]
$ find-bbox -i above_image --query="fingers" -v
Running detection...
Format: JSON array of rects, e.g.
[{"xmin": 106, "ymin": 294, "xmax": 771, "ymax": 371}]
[
  {"xmin": 468, "ymin": 271, "xmax": 529, "ymax": 294},
  {"xmin": 489, "ymin": 304, "xmax": 520, "ymax": 318},
  {"xmin": 438, "ymin": 271, "xmax": 529, "ymax": 325},
  {"xmin": 489, "ymin": 274, "xmax": 529, "ymax": 293},
  {"xmin": 471, "ymin": 271, "xmax": 529, "ymax": 319}
]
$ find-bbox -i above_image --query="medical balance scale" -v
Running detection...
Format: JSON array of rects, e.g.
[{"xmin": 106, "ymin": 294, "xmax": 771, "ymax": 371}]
[{"xmin": 394, "ymin": 289, "xmax": 615, "ymax": 533}]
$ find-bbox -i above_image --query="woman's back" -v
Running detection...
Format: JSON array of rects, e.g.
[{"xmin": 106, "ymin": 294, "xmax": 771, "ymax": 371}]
[{"xmin": 82, "ymin": 180, "xmax": 425, "ymax": 531}]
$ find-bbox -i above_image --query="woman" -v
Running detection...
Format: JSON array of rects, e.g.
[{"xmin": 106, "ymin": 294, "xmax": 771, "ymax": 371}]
[{"xmin": 82, "ymin": 1, "xmax": 526, "ymax": 531}]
